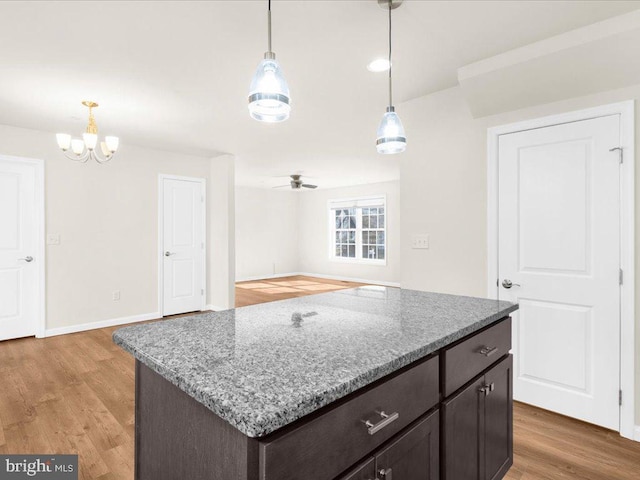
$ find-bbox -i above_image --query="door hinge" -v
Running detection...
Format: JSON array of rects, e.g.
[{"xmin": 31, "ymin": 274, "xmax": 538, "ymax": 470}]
[
  {"xmin": 619, "ymin": 268, "xmax": 624, "ymax": 285},
  {"xmin": 610, "ymin": 147, "xmax": 623, "ymax": 164},
  {"xmin": 619, "ymin": 389, "xmax": 623, "ymax": 406}
]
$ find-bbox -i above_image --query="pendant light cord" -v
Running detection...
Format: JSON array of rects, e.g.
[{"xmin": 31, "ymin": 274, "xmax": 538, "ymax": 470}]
[
  {"xmin": 268, "ymin": 0, "xmax": 272, "ymax": 53},
  {"xmin": 388, "ymin": 0, "xmax": 393, "ymax": 107}
]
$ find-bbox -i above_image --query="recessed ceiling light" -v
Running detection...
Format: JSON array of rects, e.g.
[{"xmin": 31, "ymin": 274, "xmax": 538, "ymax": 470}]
[{"xmin": 367, "ymin": 59, "xmax": 391, "ymax": 72}]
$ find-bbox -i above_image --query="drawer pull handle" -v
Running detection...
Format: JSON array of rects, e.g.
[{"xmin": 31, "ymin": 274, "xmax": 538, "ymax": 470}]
[
  {"xmin": 379, "ymin": 468, "xmax": 393, "ymax": 479},
  {"xmin": 365, "ymin": 411, "xmax": 399, "ymax": 435},
  {"xmin": 479, "ymin": 346, "xmax": 498, "ymax": 357}
]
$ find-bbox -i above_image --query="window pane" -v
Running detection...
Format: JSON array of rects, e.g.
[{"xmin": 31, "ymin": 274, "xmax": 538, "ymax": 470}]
[
  {"xmin": 377, "ymin": 232, "xmax": 385, "ymax": 244},
  {"xmin": 335, "ymin": 232, "xmax": 340, "ymax": 243},
  {"xmin": 335, "ymin": 245, "xmax": 341, "ymax": 256},
  {"xmin": 378, "ymin": 207, "xmax": 385, "ymax": 215},
  {"xmin": 349, "ymin": 216, "xmax": 356, "ymax": 228},
  {"xmin": 370, "ymin": 216, "xmax": 378, "ymax": 228},
  {"xmin": 348, "ymin": 245, "xmax": 355, "ymax": 257},
  {"xmin": 362, "ymin": 231, "xmax": 368, "ymax": 244},
  {"xmin": 341, "ymin": 245, "xmax": 348, "ymax": 257},
  {"xmin": 377, "ymin": 247, "xmax": 385, "ymax": 259},
  {"xmin": 369, "ymin": 207, "xmax": 378, "ymax": 215},
  {"xmin": 362, "ymin": 208, "xmax": 369, "ymax": 215},
  {"xmin": 349, "ymin": 231, "xmax": 356, "ymax": 243},
  {"xmin": 379, "ymin": 215, "xmax": 385, "ymax": 228}
]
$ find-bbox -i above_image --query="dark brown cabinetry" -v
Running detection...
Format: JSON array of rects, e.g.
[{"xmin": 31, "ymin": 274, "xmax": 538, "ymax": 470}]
[
  {"xmin": 442, "ymin": 355, "xmax": 513, "ymax": 480},
  {"xmin": 339, "ymin": 410, "xmax": 439, "ymax": 480},
  {"xmin": 134, "ymin": 317, "xmax": 513, "ymax": 480}
]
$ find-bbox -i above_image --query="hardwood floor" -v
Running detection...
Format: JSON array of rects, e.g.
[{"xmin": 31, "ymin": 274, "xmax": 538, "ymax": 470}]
[
  {"xmin": 0, "ymin": 275, "xmax": 639, "ymax": 479},
  {"xmin": 235, "ymin": 275, "xmax": 367, "ymax": 307}
]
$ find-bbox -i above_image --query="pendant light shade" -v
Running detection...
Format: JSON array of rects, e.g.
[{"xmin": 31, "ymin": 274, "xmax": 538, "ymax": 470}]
[
  {"xmin": 248, "ymin": 55, "xmax": 291, "ymax": 123},
  {"xmin": 248, "ymin": 0, "xmax": 291, "ymax": 123},
  {"xmin": 376, "ymin": 106, "xmax": 406, "ymax": 154},
  {"xmin": 376, "ymin": 0, "xmax": 406, "ymax": 154}
]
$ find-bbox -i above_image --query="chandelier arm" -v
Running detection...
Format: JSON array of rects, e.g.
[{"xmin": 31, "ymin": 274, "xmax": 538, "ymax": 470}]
[
  {"xmin": 90, "ymin": 149, "xmax": 114, "ymax": 164},
  {"xmin": 63, "ymin": 150, "xmax": 90, "ymax": 163}
]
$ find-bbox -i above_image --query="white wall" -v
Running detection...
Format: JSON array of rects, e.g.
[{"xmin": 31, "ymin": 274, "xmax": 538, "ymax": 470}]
[
  {"xmin": 235, "ymin": 187, "xmax": 299, "ymax": 281},
  {"xmin": 235, "ymin": 181, "xmax": 400, "ymax": 286},
  {"xmin": 0, "ymin": 123, "xmax": 234, "ymax": 332},
  {"xmin": 398, "ymin": 84, "xmax": 640, "ymax": 424},
  {"xmin": 298, "ymin": 181, "xmax": 400, "ymax": 285}
]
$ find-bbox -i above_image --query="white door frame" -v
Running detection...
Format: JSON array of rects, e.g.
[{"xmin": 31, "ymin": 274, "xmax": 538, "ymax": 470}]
[
  {"xmin": 157, "ymin": 174, "xmax": 207, "ymax": 316},
  {"xmin": 486, "ymin": 100, "xmax": 635, "ymax": 440},
  {"xmin": 0, "ymin": 154, "xmax": 45, "ymax": 338}
]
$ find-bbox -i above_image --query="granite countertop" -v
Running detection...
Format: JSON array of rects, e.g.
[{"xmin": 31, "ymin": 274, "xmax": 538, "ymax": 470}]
[{"xmin": 113, "ymin": 287, "xmax": 518, "ymax": 437}]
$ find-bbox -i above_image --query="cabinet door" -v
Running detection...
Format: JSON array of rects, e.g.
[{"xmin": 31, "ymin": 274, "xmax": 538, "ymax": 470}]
[
  {"xmin": 338, "ymin": 458, "xmax": 376, "ymax": 480},
  {"xmin": 442, "ymin": 376, "xmax": 484, "ymax": 480},
  {"xmin": 374, "ymin": 410, "xmax": 439, "ymax": 480},
  {"xmin": 484, "ymin": 355, "xmax": 513, "ymax": 480}
]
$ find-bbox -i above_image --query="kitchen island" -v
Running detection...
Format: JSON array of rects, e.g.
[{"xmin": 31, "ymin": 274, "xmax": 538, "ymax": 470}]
[{"xmin": 113, "ymin": 286, "xmax": 518, "ymax": 480}]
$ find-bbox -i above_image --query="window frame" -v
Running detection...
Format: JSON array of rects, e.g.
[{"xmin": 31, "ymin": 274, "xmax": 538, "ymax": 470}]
[{"xmin": 328, "ymin": 195, "xmax": 387, "ymax": 266}]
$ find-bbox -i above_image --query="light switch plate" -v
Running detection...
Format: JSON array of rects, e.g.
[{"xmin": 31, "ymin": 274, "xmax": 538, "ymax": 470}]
[
  {"xmin": 47, "ymin": 234, "xmax": 60, "ymax": 245},
  {"xmin": 411, "ymin": 234, "xmax": 429, "ymax": 249}
]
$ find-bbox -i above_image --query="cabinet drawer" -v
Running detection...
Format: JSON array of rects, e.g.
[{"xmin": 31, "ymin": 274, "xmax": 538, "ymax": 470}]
[
  {"xmin": 259, "ymin": 355, "xmax": 439, "ymax": 480},
  {"xmin": 442, "ymin": 317, "xmax": 511, "ymax": 397}
]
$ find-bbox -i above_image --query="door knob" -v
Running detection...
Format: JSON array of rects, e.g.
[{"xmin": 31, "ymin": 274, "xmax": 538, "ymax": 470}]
[
  {"xmin": 164, "ymin": 251, "xmax": 175, "ymax": 257},
  {"xmin": 502, "ymin": 279, "xmax": 520, "ymax": 289},
  {"xmin": 18, "ymin": 256, "xmax": 34, "ymax": 262}
]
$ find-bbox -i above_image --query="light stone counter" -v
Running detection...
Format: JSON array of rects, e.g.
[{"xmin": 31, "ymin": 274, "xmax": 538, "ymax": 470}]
[{"xmin": 113, "ymin": 287, "xmax": 517, "ymax": 437}]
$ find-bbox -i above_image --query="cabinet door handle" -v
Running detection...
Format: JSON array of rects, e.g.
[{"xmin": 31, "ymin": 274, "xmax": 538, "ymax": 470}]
[
  {"xmin": 364, "ymin": 411, "xmax": 399, "ymax": 435},
  {"xmin": 479, "ymin": 346, "xmax": 498, "ymax": 357},
  {"xmin": 379, "ymin": 468, "xmax": 392, "ymax": 480},
  {"xmin": 478, "ymin": 383, "xmax": 495, "ymax": 396}
]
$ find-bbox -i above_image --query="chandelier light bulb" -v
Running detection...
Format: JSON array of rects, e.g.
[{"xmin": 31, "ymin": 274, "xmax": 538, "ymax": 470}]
[
  {"xmin": 71, "ymin": 139, "xmax": 85, "ymax": 155},
  {"xmin": 83, "ymin": 132, "xmax": 98, "ymax": 150},
  {"xmin": 105, "ymin": 136, "xmax": 119, "ymax": 153},
  {"xmin": 56, "ymin": 133, "xmax": 71, "ymax": 151}
]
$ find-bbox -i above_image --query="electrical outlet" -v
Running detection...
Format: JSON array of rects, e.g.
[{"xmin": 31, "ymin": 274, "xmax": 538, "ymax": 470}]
[
  {"xmin": 47, "ymin": 234, "xmax": 60, "ymax": 245},
  {"xmin": 411, "ymin": 234, "xmax": 430, "ymax": 249},
  {"xmin": 112, "ymin": 291, "xmax": 120, "ymax": 301}
]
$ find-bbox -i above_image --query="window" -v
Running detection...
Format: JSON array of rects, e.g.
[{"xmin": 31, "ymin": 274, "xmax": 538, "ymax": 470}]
[{"xmin": 330, "ymin": 196, "xmax": 386, "ymax": 263}]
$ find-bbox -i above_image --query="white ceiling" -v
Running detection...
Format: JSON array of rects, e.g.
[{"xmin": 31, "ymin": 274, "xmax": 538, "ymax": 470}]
[{"xmin": 0, "ymin": 1, "xmax": 638, "ymax": 188}]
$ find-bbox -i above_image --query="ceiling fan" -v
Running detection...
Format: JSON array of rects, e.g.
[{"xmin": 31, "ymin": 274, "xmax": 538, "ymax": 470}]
[{"xmin": 273, "ymin": 174, "xmax": 318, "ymax": 190}]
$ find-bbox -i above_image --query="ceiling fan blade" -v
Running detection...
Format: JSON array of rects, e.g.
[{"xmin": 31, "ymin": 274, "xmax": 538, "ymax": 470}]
[
  {"xmin": 302, "ymin": 184, "xmax": 318, "ymax": 189},
  {"xmin": 272, "ymin": 185, "xmax": 291, "ymax": 189}
]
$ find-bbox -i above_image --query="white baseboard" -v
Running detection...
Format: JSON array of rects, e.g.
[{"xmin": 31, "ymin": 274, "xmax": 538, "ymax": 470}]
[
  {"xmin": 235, "ymin": 272, "xmax": 300, "ymax": 282},
  {"xmin": 205, "ymin": 304, "xmax": 228, "ymax": 311},
  {"xmin": 296, "ymin": 272, "xmax": 401, "ymax": 288},
  {"xmin": 236, "ymin": 271, "xmax": 400, "ymax": 288},
  {"xmin": 634, "ymin": 425, "xmax": 640, "ymax": 442},
  {"xmin": 44, "ymin": 311, "xmax": 161, "ymax": 337}
]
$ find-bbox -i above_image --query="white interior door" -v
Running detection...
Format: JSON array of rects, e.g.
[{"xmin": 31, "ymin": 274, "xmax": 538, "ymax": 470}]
[
  {"xmin": 0, "ymin": 158, "xmax": 41, "ymax": 341},
  {"xmin": 498, "ymin": 115, "xmax": 621, "ymax": 431},
  {"xmin": 161, "ymin": 176, "xmax": 205, "ymax": 316}
]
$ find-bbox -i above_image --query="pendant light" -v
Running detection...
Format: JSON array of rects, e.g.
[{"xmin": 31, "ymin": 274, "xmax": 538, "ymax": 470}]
[
  {"xmin": 248, "ymin": 0, "xmax": 291, "ymax": 123},
  {"xmin": 376, "ymin": 0, "xmax": 406, "ymax": 154}
]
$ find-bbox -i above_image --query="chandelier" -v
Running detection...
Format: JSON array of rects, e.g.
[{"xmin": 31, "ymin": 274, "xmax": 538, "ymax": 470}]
[{"xmin": 56, "ymin": 101, "xmax": 119, "ymax": 163}]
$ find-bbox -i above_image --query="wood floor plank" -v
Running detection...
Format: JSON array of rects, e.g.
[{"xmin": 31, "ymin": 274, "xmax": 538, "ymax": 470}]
[{"xmin": 1, "ymin": 275, "xmax": 639, "ymax": 479}]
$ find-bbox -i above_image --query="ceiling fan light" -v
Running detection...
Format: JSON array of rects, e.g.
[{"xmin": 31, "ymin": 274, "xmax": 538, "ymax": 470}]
[
  {"xmin": 56, "ymin": 133, "xmax": 71, "ymax": 150},
  {"xmin": 71, "ymin": 139, "xmax": 85, "ymax": 155},
  {"xmin": 248, "ymin": 57, "xmax": 291, "ymax": 123},
  {"xmin": 83, "ymin": 132, "xmax": 98, "ymax": 150},
  {"xmin": 376, "ymin": 107, "xmax": 406, "ymax": 154},
  {"xmin": 105, "ymin": 135, "xmax": 119, "ymax": 153}
]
